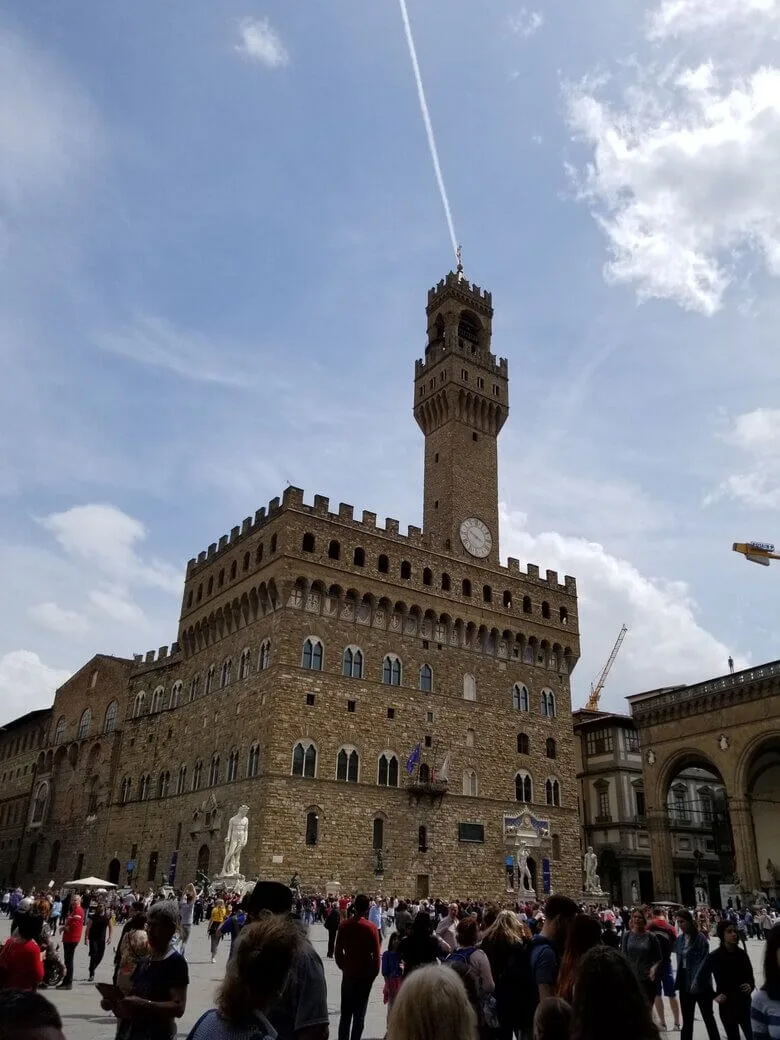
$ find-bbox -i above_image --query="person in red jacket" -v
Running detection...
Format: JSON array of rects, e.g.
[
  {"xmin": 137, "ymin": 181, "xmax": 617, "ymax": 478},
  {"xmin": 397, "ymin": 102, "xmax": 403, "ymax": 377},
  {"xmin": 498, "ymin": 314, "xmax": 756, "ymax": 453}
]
[
  {"xmin": 58, "ymin": 894, "xmax": 84, "ymax": 989},
  {"xmin": 335, "ymin": 893, "xmax": 381, "ymax": 1040},
  {"xmin": 0, "ymin": 911, "xmax": 45, "ymax": 990}
]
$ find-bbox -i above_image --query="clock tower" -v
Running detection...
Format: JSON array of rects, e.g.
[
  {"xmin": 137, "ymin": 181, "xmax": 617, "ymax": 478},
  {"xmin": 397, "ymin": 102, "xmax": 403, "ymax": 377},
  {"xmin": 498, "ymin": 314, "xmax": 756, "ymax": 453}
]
[{"xmin": 414, "ymin": 269, "xmax": 508, "ymax": 565}]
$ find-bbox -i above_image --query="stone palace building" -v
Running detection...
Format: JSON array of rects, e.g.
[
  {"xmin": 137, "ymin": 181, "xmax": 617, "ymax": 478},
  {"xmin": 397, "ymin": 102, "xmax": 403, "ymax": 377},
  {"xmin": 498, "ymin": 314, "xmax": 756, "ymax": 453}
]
[{"xmin": 8, "ymin": 270, "xmax": 582, "ymax": 899}]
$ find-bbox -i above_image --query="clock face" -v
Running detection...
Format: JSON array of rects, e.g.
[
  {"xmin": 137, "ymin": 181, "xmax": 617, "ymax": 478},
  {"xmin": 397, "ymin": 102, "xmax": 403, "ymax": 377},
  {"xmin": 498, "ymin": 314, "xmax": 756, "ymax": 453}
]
[{"xmin": 460, "ymin": 517, "xmax": 492, "ymax": 558}]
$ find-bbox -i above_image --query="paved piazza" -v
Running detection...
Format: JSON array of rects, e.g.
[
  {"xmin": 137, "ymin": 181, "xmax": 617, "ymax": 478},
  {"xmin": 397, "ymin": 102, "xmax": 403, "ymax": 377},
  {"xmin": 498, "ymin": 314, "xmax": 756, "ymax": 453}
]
[{"xmin": 1, "ymin": 918, "xmax": 767, "ymax": 1040}]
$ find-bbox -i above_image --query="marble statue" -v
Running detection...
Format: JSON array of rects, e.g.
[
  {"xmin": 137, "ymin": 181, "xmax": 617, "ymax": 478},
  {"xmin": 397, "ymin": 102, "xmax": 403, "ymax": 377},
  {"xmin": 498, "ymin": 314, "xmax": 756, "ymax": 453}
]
[
  {"xmin": 631, "ymin": 880, "xmax": 639, "ymax": 905},
  {"xmin": 584, "ymin": 846, "xmax": 601, "ymax": 894},
  {"xmin": 221, "ymin": 804, "xmax": 249, "ymax": 876},
  {"xmin": 517, "ymin": 841, "xmax": 534, "ymax": 894}
]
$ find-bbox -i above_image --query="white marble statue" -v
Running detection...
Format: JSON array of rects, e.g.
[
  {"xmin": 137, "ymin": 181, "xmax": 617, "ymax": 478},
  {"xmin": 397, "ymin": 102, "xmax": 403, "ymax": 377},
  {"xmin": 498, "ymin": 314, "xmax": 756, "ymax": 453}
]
[
  {"xmin": 584, "ymin": 846, "xmax": 601, "ymax": 894},
  {"xmin": 631, "ymin": 880, "xmax": 639, "ymax": 905},
  {"xmin": 517, "ymin": 841, "xmax": 534, "ymax": 893},
  {"xmin": 221, "ymin": 804, "xmax": 249, "ymax": 876}
]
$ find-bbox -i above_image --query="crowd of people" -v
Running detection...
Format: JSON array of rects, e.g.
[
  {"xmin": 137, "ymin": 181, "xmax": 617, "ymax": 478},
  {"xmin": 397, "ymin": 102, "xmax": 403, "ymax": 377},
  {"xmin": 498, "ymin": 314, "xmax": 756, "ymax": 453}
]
[{"xmin": 0, "ymin": 881, "xmax": 778, "ymax": 1040}]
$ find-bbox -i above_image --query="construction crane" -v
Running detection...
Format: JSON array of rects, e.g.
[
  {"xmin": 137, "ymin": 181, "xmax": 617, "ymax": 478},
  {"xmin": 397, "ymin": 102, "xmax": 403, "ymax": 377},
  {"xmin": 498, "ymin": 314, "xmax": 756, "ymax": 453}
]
[
  {"xmin": 586, "ymin": 624, "xmax": 628, "ymax": 711},
  {"xmin": 732, "ymin": 541, "xmax": 780, "ymax": 567}
]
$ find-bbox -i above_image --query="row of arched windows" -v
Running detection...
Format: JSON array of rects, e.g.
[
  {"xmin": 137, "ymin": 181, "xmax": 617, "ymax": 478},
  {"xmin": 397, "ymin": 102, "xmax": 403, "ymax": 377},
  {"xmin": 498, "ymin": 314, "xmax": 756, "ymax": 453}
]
[
  {"xmin": 517, "ymin": 734, "xmax": 557, "ymax": 759},
  {"xmin": 52, "ymin": 701, "xmax": 119, "ymax": 746},
  {"xmin": 301, "ymin": 532, "xmax": 570, "ymax": 623},
  {"xmin": 185, "ymin": 535, "xmax": 279, "ymax": 609},
  {"xmin": 119, "ymin": 743, "xmax": 262, "ymax": 804},
  {"xmin": 131, "ymin": 643, "xmax": 272, "ymax": 719},
  {"xmin": 515, "ymin": 772, "xmax": 562, "ymax": 806},
  {"xmin": 292, "ymin": 742, "xmax": 402, "ymax": 786},
  {"xmin": 512, "ymin": 684, "xmax": 557, "ymax": 717},
  {"xmin": 303, "ymin": 809, "xmax": 407, "ymax": 851},
  {"xmin": 305, "ymin": 640, "xmax": 432, "ymax": 691}
]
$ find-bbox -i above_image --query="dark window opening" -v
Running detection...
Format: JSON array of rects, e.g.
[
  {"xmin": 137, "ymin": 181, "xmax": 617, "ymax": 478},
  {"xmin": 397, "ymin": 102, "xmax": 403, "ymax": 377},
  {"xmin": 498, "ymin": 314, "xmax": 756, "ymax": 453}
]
[
  {"xmin": 423, "ymin": 568, "xmax": 433, "ymax": 586},
  {"xmin": 541, "ymin": 601, "xmax": 551, "ymax": 619},
  {"xmin": 328, "ymin": 540, "xmax": 340, "ymax": 560},
  {"xmin": 347, "ymin": 700, "xmax": 356, "ymax": 713},
  {"xmin": 378, "ymin": 554, "xmax": 389, "ymax": 574},
  {"xmin": 483, "ymin": 585, "xmax": 492, "ymax": 602},
  {"xmin": 387, "ymin": 707, "xmax": 395, "ymax": 719},
  {"xmin": 354, "ymin": 547, "xmax": 365, "ymax": 567},
  {"xmin": 230, "ymin": 561, "xmax": 237, "ymax": 580},
  {"xmin": 373, "ymin": 818, "xmax": 384, "ymax": 850},
  {"xmin": 462, "ymin": 579, "xmax": 472, "ymax": 597},
  {"xmin": 442, "ymin": 573, "xmax": 451, "ymax": 591},
  {"xmin": 302, "ymin": 533, "xmax": 315, "ymax": 553},
  {"xmin": 517, "ymin": 733, "xmax": 530, "ymax": 754},
  {"xmin": 472, "ymin": 432, "xmax": 478, "ymax": 442},
  {"xmin": 270, "ymin": 534, "xmax": 277, "ymax": 552},
  {"xmin": 503, "ymin": 591, "xmax": 512, "ymax": 608},
  {"xmin": 256, "ymin": 544, "xmax": 264, "ymax": 563},
  {"xmin": 418, "ymin": 825, "xmax": 428, "ymax": 852},
  {"xmin": 560, "ymin": 606, "xmax": 568, "ymax": 624},
  {"xmin": 305, "ymin": 811, "xmax": 318, "ymax": 846},
  {"xmin": 523, "ymin": 596, "xmax": 532, "ymax": 614},
  {"xmin": 458, "ymin": 823, "xmax": 484, "ymax": 843},
  {"xmin": 243, "ymin": 551, "xmax": 250, "ymax": 571},
  {"xmin": 424, "ymin": 735, "xmax": 432, "ymax": 748},
  {"xmin": 400, "ymin": 561, "xmax": 412, "ymax": 580},
  {"xmin": 207, "ymin": 577, "xmax": 213, "ymax": 595},
  {"xmin": 218, "ymin": 569, "xmax": 224, "ymax": 587},
  {"xmin": 306, "ymin": 693, "xmax": 315, "ymax": 706},
  {"xmin": 546, "ymin": 737, "xmax": 557, "ymax": 759}
]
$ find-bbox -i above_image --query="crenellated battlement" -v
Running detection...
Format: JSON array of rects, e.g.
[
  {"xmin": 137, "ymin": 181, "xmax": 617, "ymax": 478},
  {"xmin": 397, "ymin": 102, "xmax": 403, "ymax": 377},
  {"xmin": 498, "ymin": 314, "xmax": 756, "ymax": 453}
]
[
  {"xmin": 185, "ymin": 486, "xmax": 576, "ymax": 599},
  {"xmin": 427, "ymin": 271, "xmax": 493, "ymax": 309},
  {"xmin": 414, "ymin": 342, "xmax": 508, "ymax": 379},
  {"xmin": 130, "ymin": 642, "xmax": 182, "ymax": 674}
]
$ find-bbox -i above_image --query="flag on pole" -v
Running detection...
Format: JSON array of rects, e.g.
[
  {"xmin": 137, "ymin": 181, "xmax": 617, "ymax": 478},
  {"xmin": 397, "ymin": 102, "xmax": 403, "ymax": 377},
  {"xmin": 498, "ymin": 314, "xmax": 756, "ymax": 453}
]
[
  {"xmin": 406, "ymin": 742, "xmax": 421, "ymax": 774},
  {"xmin": 439, "ymin": 754, "xmax": 450, "ymax": 781}
]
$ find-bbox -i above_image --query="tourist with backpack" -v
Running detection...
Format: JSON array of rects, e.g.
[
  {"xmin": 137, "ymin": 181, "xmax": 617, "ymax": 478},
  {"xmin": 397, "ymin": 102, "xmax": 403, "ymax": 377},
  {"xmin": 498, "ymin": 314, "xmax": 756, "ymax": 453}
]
[
  {"xmin": 481, "ymin": 910, "xmax": 534, "ymax": 1040},
  {"xmin": 444, "ymin": 916, "xmax": 495, "ymax": 1036}
]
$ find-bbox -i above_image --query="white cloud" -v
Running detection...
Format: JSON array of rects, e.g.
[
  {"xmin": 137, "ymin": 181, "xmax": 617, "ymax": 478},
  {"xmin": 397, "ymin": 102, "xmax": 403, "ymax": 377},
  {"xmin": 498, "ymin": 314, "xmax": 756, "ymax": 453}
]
[
  {"xmin": 501, "ymin": 507, "xmax": 743, "ymax": 708},
  {"xmin": 27, "ymin": 601, "xmax": 90, "ymax": 637},
  {"xmin": 88, "ymin": 587, "xmax": 148, "ymax": 626},
  {"xmin": 236, "ymin": 17, "xmax": 289, "ymax": 68},
  {"xmin": 508, "ymin": 9, "xmax": 544, "ymax": 38},
  {"xmin": 648, "ymin": 0, "xmax": 780, "ymax": 39},
  {"xmin": 707, "ymin": 408, "xmax": 780, "ymax": 507},
  {"xmin": 0, "ymin": 650, "xmax": 70, "ymax": 726},
  {"xmin": 38, "ymin": 504, "xmax": 180, "ymax": 594}
]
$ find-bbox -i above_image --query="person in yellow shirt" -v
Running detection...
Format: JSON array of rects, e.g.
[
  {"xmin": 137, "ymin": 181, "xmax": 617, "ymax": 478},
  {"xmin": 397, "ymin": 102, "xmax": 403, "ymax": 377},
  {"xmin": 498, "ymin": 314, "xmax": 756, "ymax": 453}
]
[{"xmin": 209, "ymin": 899, "xmax": 227, "ymax": 963}]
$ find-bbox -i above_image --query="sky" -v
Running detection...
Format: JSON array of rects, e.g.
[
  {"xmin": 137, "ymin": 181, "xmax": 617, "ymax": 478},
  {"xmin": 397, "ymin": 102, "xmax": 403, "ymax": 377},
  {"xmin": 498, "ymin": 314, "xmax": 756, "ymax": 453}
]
[{"xmin": 2, "ymin": 0, "xmax": 780, "ymax": 725}]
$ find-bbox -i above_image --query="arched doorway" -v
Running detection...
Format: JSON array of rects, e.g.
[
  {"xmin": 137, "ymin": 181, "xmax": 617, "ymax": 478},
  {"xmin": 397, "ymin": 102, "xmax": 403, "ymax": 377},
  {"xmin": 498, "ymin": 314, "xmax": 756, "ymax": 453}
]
[
  {"xmin": 745, "ymin": 739, "xmax": 780, "ymax": 898},
  {"xmin": 107, "ymin": 858, "xmax": 121, "ymax": 885},
  {"xmin": 197, "ymin": 844, "xmax": 210, "ymax": 882},
  {"xmin": 664, "ymin": 755, "xmax": 731, "ymax": 908}
]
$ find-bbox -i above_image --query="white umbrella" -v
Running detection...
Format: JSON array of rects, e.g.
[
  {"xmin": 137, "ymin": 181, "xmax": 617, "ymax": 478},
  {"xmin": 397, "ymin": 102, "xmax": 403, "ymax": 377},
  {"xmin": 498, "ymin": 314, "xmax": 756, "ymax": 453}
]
[{"xmin": 64, "ymin": 876, "xmax": 116, "ymax": 888}]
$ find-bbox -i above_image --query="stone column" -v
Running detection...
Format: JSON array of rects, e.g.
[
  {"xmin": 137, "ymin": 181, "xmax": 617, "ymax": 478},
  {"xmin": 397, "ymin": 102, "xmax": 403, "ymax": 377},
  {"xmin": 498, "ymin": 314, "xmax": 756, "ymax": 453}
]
[
  {"xmin": 729, "ymin": 798, "xmax": 760, "ymax": 892},
  {"xmin": 647, "ymin": 809, "xmax": 675, "ymax": 900}
]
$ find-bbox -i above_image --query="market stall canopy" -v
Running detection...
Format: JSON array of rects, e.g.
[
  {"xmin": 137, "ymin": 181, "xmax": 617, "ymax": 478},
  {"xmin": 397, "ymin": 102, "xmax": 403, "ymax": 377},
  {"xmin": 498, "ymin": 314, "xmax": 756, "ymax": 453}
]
[{"xmin": 64, "ymin": 876, "xmax": 116, "ymax": 888}]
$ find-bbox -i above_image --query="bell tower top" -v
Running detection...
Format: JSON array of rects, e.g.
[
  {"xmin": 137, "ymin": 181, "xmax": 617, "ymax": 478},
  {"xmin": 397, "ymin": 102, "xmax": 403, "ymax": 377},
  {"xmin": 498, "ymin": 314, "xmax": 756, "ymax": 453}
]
[{"xmin": 414, "ymin": 270, "xmax": 509, "ymax": 565}]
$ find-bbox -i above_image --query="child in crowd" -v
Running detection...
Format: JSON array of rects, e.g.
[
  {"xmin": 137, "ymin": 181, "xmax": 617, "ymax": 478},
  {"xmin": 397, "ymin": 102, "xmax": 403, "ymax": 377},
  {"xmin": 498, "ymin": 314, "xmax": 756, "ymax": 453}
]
[{"xmin": 382, "ymin": 932, "xmax": 403, "ymax": 1023}]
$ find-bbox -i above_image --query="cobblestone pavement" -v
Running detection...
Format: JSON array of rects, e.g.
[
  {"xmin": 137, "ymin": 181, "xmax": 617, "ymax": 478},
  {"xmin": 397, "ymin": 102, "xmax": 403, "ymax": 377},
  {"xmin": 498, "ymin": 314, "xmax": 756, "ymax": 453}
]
[{"xmin": 0, "ymin": 918, "xmax": 767, "ymax": 1040}]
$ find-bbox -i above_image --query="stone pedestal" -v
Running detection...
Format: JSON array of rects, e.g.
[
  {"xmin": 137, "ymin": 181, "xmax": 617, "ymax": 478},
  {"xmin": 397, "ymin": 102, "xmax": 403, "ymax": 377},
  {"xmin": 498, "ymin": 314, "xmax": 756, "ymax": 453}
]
[
  {"xmin": 581, "ymin": 889, "xmax": 609, "ymax": 903},
  {"xmin": 212, "ymin": 873, "xmax": 248, "ymax": 896}
]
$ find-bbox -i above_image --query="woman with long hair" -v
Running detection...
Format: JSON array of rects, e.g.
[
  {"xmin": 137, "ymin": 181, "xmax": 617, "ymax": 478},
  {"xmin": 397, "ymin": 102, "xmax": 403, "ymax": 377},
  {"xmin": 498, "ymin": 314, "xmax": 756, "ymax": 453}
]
[
  {"xmin": 570, "ymin": 945, "xmax": 658, "ymax": 1040},
  {"xmin": 398, "ymin": 910, "xmax": 441, "ymax": 977},
  {"xmin": 186, "ymin": 916, "xmax": 301, "ymax": 1039},
  {"xmin": 702, "ymin": 919, "xmax": 754, "ymax": 1040},
  {"xmin": 751, "ymin": 922, "xmax": 780, "ymax": 1039},
  {"xmin": 620, "ymin": 909, "xmax": 663, "ymax": 1007},
  {"xmin": 675, "ymin": 909, "xmax": 720, "ymax": 1040},
  {"xmin": 480, "ymin": 911, "xmax": 532, "ymax": 1040},
  {"xmin": 387, "ymin": 963, "xmax": 478, "ymax": 1040},
  {"xmin": 556, "ymin": 914, "xmax": 602, "ymax": 1004}
]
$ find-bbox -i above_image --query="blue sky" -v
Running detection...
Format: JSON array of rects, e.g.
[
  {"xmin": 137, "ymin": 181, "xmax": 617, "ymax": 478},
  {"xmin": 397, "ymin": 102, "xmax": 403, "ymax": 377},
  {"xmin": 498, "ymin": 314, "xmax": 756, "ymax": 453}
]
[{"xmin": 2, "ymin": 0, "xmax": 780, "ymax": 724}]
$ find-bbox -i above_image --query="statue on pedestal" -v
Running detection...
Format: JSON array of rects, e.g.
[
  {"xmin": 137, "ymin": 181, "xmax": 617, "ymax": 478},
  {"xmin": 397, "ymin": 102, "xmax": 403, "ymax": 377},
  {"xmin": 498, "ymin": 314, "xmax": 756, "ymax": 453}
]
[
  {"xmin": 517, "ymin": 841, "xmax": 534, "ymax": 895},
  {"xmin": 221, "ymin": 804, "xmax": 249, "ymax": 877},
  {"xmin": 584, "ymin": 846, "xmax": 602, "ymax": 895}
]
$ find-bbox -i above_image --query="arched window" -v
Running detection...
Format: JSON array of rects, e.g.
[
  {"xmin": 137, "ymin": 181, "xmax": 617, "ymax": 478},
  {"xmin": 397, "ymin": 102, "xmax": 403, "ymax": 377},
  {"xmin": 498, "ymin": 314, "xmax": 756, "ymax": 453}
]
[
  {"xmin": 243, "ymin": 551, "xmax": 250, "ymax": 571},
  {"xmin": 208, "ymin": 754, "xmax": 220, "ymax": 787},
  {"xmin": 343, "ymin": 647, "xmax": 364, "ymax": 679},
  {"xmin": 546, "ymin": 737, "xmax": 557, "ymax": 760},
  {"xmin": 196, "ymin": 584, "xmax": 202, "ymax": 602},
  {"xmin": 515, "ymin": 772, "xmax": 533, "ymax": 803},
  {"xmin": 158, "ymin": 771, "xmax": 170, "ymax": 799},
  {"xmin": 373, "ymin": 817, "xmax": 385, "ymax": 850},
  {"xmin": 220, "ymin": 658, "xmax": 232, "ymax": 688},
  {"xmin": 377, "ymin": 753, "xmax": 399, "ymax": 787},
  {"xmin": 230, "ymin": 560, "xmax": 237, "ymax": 580},
  {"xmin": 139, "ymin": 774, "xmax": 151, "ymax": 801},
  {"xmin": 419, "ymin": 664, "xmax": 433, "ymax": 692},
  {"xmin": 239, "ymin": 649, "xmax": 251, "ymax": 680},
  {"xmin": 292, "ymin": 742, "xmax": 317, "ymax": 778},
  {"xmin": 247, "ymin": 743, "xmax": 260, "ymax": 778},
  {"xmin": 192, "ymin": 759, "xmax": 203, "ymax": 791},
  {"xmin": 170, "ymin": 682, "xmax": 182, "ymax": 709},
  {"xmin": 418, "ymin": 825, "xmax": 428, "ymax": 852},
  {"xmin": 218, "ymin": 568, "xmax": 225, "ymax": 587},
  {"xmin": 207, "ymin": 577, "xmax": 213, "ymax": 595},
  {"xmin": 177, "ymin": 764, "xmax": 187, "ymax": 795},
  {"xmin": 419, "ymin": 763, "xmax": 430, "ymax": 783},
  {"xmin": 77, "ymin": 709, "xmax": 92, "ymax": 740},
  {"xmin": 258, "ymin": 641, "xmax": 271, "ymax": 671},
  {"xmin": 523, "ymin": 596, "xmax": 532, "ymax": 614},
  {"xmin": 31, "ymin": 782, "xmax": 48, "ymax": 824},
  {"xmin": 400, "ymin": 561, "xmax": 412, "ymax": 580},
  {"xmin": 189, "ymin": 675, "xmax": 200, "ymax": 701},
  {"xmin": 503, "ymin": 591, "xmax": 512, "ymax": 608},
  {"xmin": 270, "ymin": 533, "xmax": 277, "ymax": 553},
  {"xmin": 442, "ymin": 573, "xmax": 451, "ymax": 591},
  {"xmin": 256, "ymin": 544, "xmax": 264, "ymax": 564},
  {"xmin": 423, "ymin": 568, "xmax": 432, "ymax": 586},
  {"xmin": 462, "ymin": 770, "xmax": 478, "ymax": 796},
  {"xmin": 378, "ymin": 554, "xmax": 389, "ymax": 574},
  {"xmin": 483, "ymin": 585, "xmax": 492, "ymax": 603},
  {"xmin": 463, "ymin": 674, "xmax": 476, "ymax": 701},
  {"xmin": 54, "ymin": 716, "xmax": 66, "ymax": 744},
  {"xmin": 541, "ymin": 689, "xmax": 556, "ymax": 717},
  {"xmin": 354, "ymin": 547, "xmax": 365, "ymax": 567},
  {"xmin": 546, "ymin": 778, "xmax": 561, "ymax": 807},
  {"xmin": 517, "ymin": 733, "xmax": 530, "ymax": 755},
  {"xmin": 227, "ymin": 749, "xmax": 239, "ymax": 782},
  {"xmin": 151, "ymin": 687, "xmax": 165, "ymax": 713},
  {"xmin": 560, "ymin": 607, "xmax": 568, "ymax": 625},
  {"xmin": 302, "ymin": 638, "xmax": 323, "ymax": 671},
  {"xmin": 48, "ymin": 840, "xmax": 60, "ymax": 872},
  {"xmin": 302, "ymin": 532, "xmax": 315, "ymax": 552},
  {"xmin": 104, "ymin": 701, "xmax": 118, "ymax": 734},
  {"xmin": 462, "ymin": 579, "xmax": 472, "ymax": 597},
  {"xmin": 120, "ymin": 777, "xmax": 132, "ymax": 803},
  {"xmin": 336, "ymin": 747, "xmax": 359, "ymax": 783},
  {"xmin": 205, "ymin": 666, "xmax": 215, "ymax": 695},
  {"xmin": 382, "ymin": 655, "xmax": 402, "ymax": 686},
  {"xmin": 187, "ymin": 590, "xmax": 193, "ymax": 608},
  {"xmin": 328, "ymin": 540, "xmax": 341, "ymax": 560},
  {"xmin": 305, "ymin": 810, "xmax": 319, "ymax": 846},
  {"xmin": 512, "ymin": 684, "xmax": 530, "ymax": 711},
  {"xmin": 541, "ymin": 601, "xmax": 551, "ymax": 619}
]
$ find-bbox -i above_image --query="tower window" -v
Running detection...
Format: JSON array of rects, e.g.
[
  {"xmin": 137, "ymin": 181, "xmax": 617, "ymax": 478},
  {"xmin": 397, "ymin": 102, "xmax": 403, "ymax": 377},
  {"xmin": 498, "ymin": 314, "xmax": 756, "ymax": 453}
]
[
  {"xmin": 423, "ymin": 568, "xmax": 432, "ymax": 586},
  {"xmin": 347, "ymin": 700, "xmax": 356, "ymax": 713},
  {"xmin": 419, "ymin": 665, "xmax": 433, "ymax": 692},
  {"xmin": 354, "ymin": 547, "xmax": 365, "ymax": 567},
  {"xmin": 461, "ymin": 369, "xmax": 469, "ymax": 380},
  {"xmin": 378, "ymin": 555, "xmax": 389, "ymax": 574},
  {"xmin": 243, "ymin": 551, "xmax": 250, "ymax": 571},
  {"xmin": 483, "ymin": 585, "xmax": 492, "ymax": 603},
  {"xmin": 472, "ymin": 432, "xmax": 478, "ymax": 442},
  {"xmin": 418, "ymin": 825, "xmax": 428, "ymax": 852},
  {"xmin": 207, "ymin": 577, "xmax": 213, "ymax": 595},
  {"xmin": 302, "ymin": 533, "xmax": 315, "ymax": 553},
  {"xmin": 517, "ymin": 732, "xmax": 530, "ymax": 754},
  {"xmin": 400, "ymin": 561, "xmax": 412, "ymax": 580},
  {"xmin": 270, "ymin": 534, "xmax": 277, "ymax": 552},
  {"xmin": 434, "ymin": 501, "xmax": 439, "ymax": 509},
  {"xmin": 230, "ymin": 561, "xmax": 237, "ymax": 580},
  {"xmin": 328, "ymin": 540, "xmax": 341, "ymax": 560},
  {"xmin": 424, "ymin": 735, "xmax": 432, "ymax": 748},
  {"xmin": 560, "ymin": 606, "xmax": 568, "ymax": 624},
  {"xmin": 434, "ymin": 453, "xmax": 439, "ymax": 463},
  {"xmin": 503, "ymin": 591, "xmax": 512, "ymax": 608},
  {"xmin": 256, "ymin": 544, "xmax": 264, "ymax": 563},
  {"xmin": 218, "ymin": 569, "xmax": 225, "ymax": 587},
  {"xmin": 462, "ymin": 579, "xmax": 472, "ymax": 597},
  {"xmin": 442, "ymin": 573, "xmax": 451, "ymax": 591},
  {"xmin": 541, "ymin": 601, "xmax": 551, "ymax": 619},
  {"xmin": 523, "ymin": 596, "xmax": 532, "ymax": 614}
]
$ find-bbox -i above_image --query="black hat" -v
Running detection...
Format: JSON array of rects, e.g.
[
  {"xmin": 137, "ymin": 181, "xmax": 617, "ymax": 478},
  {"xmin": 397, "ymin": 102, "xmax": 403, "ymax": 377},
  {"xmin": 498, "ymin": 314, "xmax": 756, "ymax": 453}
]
[{"xmin": 241, "ymin": 881, "xmax": 293, "ymax": 917}]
